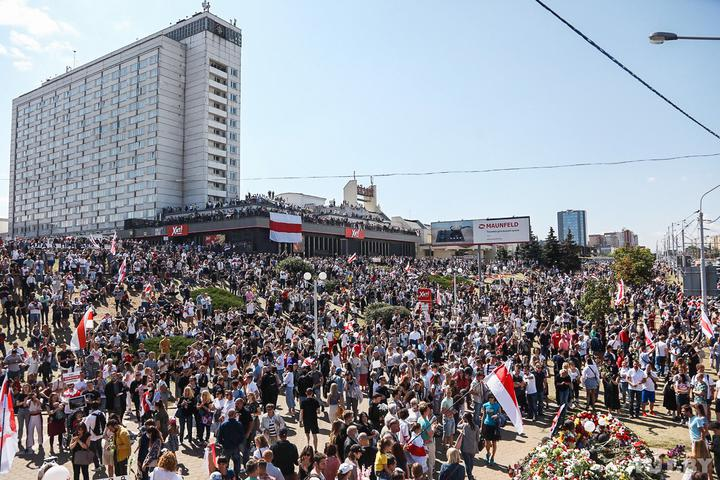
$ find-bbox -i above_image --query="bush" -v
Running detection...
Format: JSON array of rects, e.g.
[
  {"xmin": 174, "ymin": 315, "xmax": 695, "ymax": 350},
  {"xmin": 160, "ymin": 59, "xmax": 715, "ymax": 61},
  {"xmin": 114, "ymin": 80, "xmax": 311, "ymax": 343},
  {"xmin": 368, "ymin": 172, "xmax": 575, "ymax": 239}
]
[
  {"xmin": 324, "ymin": 278, "xmax": 340, "ymax": 294},
  {"xmin": 427, "ymin": 274, "xmax": 471, "ymax": 289},
  {"xmin": 365, "ymin": 302, "xmax": 411, "ymax": 324},
  {"xmin": 190, "ymin": 287, "xmax": 244, "ymax": 311},
  {"xmin": 277, "ymin": 257, "xmax": 314, "ymax": 275},
  {"xmin": 141, "ymin": 336, "xmax": 196, "ymax": 358}
]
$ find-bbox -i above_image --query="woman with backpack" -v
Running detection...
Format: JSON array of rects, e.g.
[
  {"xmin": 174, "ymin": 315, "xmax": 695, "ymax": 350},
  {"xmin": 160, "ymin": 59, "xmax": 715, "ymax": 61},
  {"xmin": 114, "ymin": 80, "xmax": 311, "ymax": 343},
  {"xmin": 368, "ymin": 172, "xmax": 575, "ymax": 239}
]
[{"xmin": 456, "ymin": 412, "xmax": 480, "ymax": 480}]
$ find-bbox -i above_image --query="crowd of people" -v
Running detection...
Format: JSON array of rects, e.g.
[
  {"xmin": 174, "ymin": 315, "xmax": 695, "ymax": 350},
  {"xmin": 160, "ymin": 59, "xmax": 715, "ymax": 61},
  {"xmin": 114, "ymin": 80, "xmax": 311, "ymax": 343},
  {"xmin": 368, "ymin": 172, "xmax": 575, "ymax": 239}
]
[{"xmin": 1, "ymin": 237, "xmax": 718, "ymax": 480}]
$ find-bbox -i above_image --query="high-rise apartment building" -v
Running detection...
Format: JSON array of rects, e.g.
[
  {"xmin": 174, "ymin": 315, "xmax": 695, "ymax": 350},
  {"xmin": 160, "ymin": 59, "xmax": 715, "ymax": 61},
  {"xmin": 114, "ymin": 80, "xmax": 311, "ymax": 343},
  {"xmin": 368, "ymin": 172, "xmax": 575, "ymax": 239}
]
[
  {"xmin": 557, "ymin": 209, "xmax": 587, "ymax": 246},
  {"xmin": 9, "ymin": 9, "xmax": 241, "ymax": 237}
]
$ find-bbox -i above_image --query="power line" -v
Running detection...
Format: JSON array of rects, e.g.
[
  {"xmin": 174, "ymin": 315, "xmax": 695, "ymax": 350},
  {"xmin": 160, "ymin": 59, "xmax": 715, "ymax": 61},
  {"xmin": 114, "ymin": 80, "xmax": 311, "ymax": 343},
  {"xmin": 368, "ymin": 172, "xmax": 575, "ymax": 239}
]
[
  {"xmin": 533, "ymin": 0, "xmax": 720, "ymax": 141},
  {"xmin": 243, "ymin": 151, "xmax": 720, "ymax": 181}
]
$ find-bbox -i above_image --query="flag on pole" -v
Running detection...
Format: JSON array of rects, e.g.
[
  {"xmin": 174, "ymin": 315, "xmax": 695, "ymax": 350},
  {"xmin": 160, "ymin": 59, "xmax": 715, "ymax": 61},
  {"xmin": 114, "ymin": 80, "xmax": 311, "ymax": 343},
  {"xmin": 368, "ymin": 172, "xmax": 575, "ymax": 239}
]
[
  {"xmin": 0, "ymin": 375, "xmax": 18, "ymax": 474},
  {"xmin": 435, "ymin": 288, "xmax": 443, "ymax": 306},
  {"xmin": 643, "ymin": 322, "xmax": 655, "ymax": 350},
  {"xmin": 117, "ymin": 258, "xmax": 127, "ymax": 284},
  {"xmin": 404, "ymin": 262, "xmax": 411, "ymax": 273},
  {"xmin": 677, "ymin": 291, "xmax": 683, "ymax": 304},
  {"xmin": 484, "ymin": 364, "xmax": 524, "ymax": 434},
  {"xmin": 70, "ymin": 307, "xmax": 94, "ymax": 351},
  {"xmin": 110, "ymin": 232, "xmax": 117, "ymax": 255},
  {"xmin": 269, "ymin": 212, "xmax": 303, "ymax": 244},
  {"xmin": 143, "ymin": 283, "xmax": 153, "ymax": 296},
  {"xmin": 615, "ymin": 279, "xmax": 625, "ymax": 304},
  {"xmin": 549, "ymin": 403, "xmax": 566, "ymax": 436},
  {"xmin": 348, "ymin": 253, "xmax": 357, "ymax": 264},
  {"xmin": 701, "ymin": 307, "xmax": 714, "ymax": 340}
]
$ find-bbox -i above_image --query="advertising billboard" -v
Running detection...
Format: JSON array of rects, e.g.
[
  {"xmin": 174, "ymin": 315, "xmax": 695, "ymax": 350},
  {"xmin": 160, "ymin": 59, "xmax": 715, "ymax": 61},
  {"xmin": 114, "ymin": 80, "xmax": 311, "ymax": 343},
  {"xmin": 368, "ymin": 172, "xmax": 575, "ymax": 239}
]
[
  {"xmin": 166, "ymin": 224, "xmax": 189, "ymax": 237},
  {"xmin": 431, "ymin": 217, "xmax": 530, "ymax": 245},
  {"xmin": 474, "ymin": 217, "xmax": 531, "ymax": 244}
]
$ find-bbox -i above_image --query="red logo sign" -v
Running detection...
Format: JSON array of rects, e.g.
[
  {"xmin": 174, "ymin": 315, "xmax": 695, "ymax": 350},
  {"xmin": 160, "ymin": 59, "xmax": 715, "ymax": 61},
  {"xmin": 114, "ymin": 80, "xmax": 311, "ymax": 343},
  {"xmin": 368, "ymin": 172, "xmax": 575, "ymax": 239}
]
[
  {"xmin": 166, "ymin": 224, "xmax": 189, "ymax": 237},
  {"xmin": 345, "ymin": 227, "xmax": 365, "ymax": 239},
  {"xmin": 418, "ymin": 288, "xmax": 432, "ymax": 304}
]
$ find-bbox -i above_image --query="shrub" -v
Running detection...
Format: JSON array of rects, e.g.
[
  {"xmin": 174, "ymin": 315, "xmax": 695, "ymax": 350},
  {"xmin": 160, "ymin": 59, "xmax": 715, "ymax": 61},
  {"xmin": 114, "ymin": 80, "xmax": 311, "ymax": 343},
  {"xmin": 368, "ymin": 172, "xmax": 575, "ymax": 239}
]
[
  {"xmin": 324, "ymin": 278, "xmax": 340, "ymax": 294},
  {"xmin": 277, "ymin": 257, "xmax": 314, "ymax": 275},
  {"xmin": 365, "ymin": 302, "xmax": 411, "ymax": 324},
  {"xmin": 427, "ymin": 274, "xmax": 471, "ymax": 289},
  {"xmin": 141, "ymin": 336, "xmax": 196, "ymax": 358},
  {"xmin": 190, "ymin": 287, "xmax": 244, "ymax": 311}
]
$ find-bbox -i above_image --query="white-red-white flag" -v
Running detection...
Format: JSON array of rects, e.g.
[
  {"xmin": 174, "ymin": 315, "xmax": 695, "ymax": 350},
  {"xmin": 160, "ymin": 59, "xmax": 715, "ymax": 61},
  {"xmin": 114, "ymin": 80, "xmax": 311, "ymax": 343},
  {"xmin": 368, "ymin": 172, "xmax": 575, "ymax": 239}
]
[
  {"xmin": 404, "ymin": 262, "xmax": 411, "ymax": 273},
  {"xmin": 643, "ymin": 322, "xmax": 655, "ymax": 350},
  {"xmin": 110, "ymin": 232, "xmax": 117, "ymax": 255},
  {"xmin": 0, "ymin": 375, "xmax": 18, "ymax": 474},
  {"xmin": 549, "ymin": 403, "xmax": 566, "ymax": 436},
  {"xmin": 269, "ymin": 212, "xmax": 302, "ymax": 244},
  {"xmin": 143, "ymin": 283, "xmax": 153, "ymax": 296},
  {"xmin": 302, "ymin": 357, "xmax": 316, "ymax": 368},
  {"xmin": 615, "ymin": 279, "xmax": 625, "ymax": 304},
  {"xmin": 701, "ymin": 307, "xmax": 714, "ymax": 340},
  {"xmin": 117, "ymin": 258, "xmax": 127, "ymax": 284},
  {"xmin": 348, "ymin": 253, "xmax": 357, "ymax": 264},
  {"xmin": 484, "ymin": 364, "xmax": 524, "ymax": 434},
  {"xmin": 70, "ymin": 307, "xmax": 94, "ymax": 351},
  {"xmin": 435, "ymin": 288, "xmax": 443, "ymax": 306},
  {"xmin": 677, "ymin": 291, "xmax": 683, "ymax": 304}
]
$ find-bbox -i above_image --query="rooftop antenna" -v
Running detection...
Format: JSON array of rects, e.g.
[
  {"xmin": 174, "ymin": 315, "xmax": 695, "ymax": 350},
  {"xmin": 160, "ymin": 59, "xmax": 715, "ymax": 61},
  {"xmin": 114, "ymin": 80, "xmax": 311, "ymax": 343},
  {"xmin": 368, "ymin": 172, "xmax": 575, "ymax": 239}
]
[
  {"xmin": 73, "ymin": 50, "xmax": 76, "ymax": 68},
  {"xmin": 202, "ymin": 0, "xmax": 210, "ymax": 12}
]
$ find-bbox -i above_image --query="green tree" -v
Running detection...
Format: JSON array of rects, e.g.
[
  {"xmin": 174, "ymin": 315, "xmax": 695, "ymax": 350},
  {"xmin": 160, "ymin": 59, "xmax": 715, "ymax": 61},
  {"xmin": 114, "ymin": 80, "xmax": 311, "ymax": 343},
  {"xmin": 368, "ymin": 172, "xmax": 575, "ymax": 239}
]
[
  {"xmin": 578, "ymin": 279, "xmax": 614, "ymax": 337},
  {"xmin": 542, "ymin": 227, "xmax": 562, "ymax": 267},
  {"xmin": 560, "ymin": 230, "xmax": 581, "ymax": 272},
  {"xmin": 611, "ymin": 246, "xmax": 655, "ymax": 286},
  {"xmin": 497, "ymin": 246, "xmax": 510, "ymax": 262}
]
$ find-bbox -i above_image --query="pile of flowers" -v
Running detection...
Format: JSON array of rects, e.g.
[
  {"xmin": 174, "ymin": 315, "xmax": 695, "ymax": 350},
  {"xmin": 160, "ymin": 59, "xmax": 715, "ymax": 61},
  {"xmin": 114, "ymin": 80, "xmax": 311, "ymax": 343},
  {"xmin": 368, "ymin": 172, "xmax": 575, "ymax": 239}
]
[{"xmin": 509, "ymin": 411, "xmax": 661, "ymax": 480}]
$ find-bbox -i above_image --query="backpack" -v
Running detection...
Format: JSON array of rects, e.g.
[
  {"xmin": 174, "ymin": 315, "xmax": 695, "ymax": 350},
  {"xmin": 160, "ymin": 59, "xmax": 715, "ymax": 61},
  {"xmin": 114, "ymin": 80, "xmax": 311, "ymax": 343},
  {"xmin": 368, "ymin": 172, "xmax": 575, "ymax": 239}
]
[{"xmin": 92, "ymin": 411, "xmax": 106, "ymax": 436}]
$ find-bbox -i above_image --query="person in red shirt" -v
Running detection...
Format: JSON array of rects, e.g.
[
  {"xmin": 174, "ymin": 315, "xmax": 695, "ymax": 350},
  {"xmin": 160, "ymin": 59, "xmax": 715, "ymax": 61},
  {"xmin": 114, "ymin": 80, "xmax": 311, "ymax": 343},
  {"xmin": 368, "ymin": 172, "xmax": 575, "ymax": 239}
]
[{"xmin": 551, "ymin": 330, "xmax": 561, "ymax": 355}]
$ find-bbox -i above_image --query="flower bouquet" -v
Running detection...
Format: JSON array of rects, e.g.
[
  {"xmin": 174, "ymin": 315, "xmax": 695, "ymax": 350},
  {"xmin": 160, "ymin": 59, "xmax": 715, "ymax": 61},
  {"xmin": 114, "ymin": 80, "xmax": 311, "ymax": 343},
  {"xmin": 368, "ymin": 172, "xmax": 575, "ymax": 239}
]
[{"xmin": 510, "ymin": 410, "xmax": 661, "ymax": 480}]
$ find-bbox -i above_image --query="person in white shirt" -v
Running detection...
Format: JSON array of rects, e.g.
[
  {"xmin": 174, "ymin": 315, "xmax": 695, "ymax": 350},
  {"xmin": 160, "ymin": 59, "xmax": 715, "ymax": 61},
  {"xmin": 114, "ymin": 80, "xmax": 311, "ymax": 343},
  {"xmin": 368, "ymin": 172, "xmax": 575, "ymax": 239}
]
[
  {"xmin": 626, "ymin": 361, "xmax": 646, "ymax": 418},
  {"xmin": 655, "ymin": 336, "xmax": 669, "ymax": 375},
  {"xmin": 582, "ymin": 357, "xmax": 601, "ymax": 411},
  {"xmin": 641, "ymin": 365, "xmax": 658, "ymax": 416},
  {"xmin": 523, "ymin": 366, "xmax": 538, "ymax": 419}
]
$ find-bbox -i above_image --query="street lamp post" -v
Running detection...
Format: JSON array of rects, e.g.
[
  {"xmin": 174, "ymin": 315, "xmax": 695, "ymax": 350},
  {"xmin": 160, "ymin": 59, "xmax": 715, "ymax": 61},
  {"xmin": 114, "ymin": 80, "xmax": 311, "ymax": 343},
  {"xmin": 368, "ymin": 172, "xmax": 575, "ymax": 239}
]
[
  {"xmin": 649, "ymin": 32, "xmax": 720, "ymax": 44},
  {"xmin": 304, "ymin": 271, "xmax": 327, "ymax": 343},
  {"xmin": 699, "ymin": 184, "xmax": 720, "ymax": 314},
  {"xmin": 446, "ymin": 267, "xmax": 462, "ymax": 309}
]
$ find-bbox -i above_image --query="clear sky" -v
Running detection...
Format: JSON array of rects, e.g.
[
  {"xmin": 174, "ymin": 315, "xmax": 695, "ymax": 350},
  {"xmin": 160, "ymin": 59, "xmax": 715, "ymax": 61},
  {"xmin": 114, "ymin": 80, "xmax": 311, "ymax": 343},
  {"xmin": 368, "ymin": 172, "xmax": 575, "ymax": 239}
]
[{"xmin": 1, "ymin": 0, "xmax": 719, "ymax": 248}]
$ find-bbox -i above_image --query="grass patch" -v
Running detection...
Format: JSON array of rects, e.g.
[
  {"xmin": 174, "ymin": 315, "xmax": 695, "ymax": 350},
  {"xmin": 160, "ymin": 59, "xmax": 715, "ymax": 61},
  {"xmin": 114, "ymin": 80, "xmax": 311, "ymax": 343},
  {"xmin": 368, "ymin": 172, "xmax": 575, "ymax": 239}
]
[{"xmin": 190, "ymin": 287, "xmax": 244, "ymax": 311}]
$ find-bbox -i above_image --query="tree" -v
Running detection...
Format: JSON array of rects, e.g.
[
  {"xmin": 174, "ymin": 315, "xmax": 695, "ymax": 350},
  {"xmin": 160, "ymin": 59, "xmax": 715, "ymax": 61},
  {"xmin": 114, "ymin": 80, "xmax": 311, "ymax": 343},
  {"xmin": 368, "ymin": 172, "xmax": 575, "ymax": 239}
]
[
  {"xmin": 519, "ymin": 230, "xmax": 542, "ymax": 264},
  {"xmin": 578, "ymin": 279, "xmax": 614, "ymax": 337},
  {"xmin": 611, "ymin": 246, "xmax": 655, "ymax": 286},
  {"xmin": 542, "ymin": 227, "xmax": 562, "ymax": 267},
  {"xmin": 497, "ymin": 246, "xmax": 510, "ymax": 262},
  {"xmin": 560, "ymin": 230, "xmax": 581, "ymax": 272}
]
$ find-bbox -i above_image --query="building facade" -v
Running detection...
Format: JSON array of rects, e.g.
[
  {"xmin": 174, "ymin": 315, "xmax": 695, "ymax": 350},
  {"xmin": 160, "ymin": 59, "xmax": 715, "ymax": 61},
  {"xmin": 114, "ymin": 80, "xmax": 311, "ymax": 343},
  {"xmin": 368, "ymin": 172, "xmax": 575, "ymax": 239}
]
[
  {"xmin": 9, "ymin": 10, "xmax": 241, "ymax": 237},
  {"xmin": 557, "ymin": 210, "xmax": 587, "ymax": 246}
]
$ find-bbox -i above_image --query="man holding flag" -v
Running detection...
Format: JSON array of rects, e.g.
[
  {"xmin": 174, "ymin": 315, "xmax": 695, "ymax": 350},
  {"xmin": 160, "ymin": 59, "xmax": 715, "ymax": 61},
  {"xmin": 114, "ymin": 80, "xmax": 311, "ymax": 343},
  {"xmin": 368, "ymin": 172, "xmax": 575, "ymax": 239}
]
[{"xmin": 0, "ymin": 374, "xmax": 18, "ymax": 474}]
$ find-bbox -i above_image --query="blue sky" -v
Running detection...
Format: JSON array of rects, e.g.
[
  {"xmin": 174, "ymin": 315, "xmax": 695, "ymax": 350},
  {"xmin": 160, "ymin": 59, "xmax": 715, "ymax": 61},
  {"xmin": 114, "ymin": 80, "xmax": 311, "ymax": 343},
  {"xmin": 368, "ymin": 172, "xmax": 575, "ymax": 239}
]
[{"xmin": 1, "ymin": 0, "xmax": 719, "ymax": 248}]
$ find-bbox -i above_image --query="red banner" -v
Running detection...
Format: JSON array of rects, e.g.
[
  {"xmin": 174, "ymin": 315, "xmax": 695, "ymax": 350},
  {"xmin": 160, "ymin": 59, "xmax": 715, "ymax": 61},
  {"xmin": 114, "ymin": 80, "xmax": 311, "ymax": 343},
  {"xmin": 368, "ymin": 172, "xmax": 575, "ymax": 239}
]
[
  {"xmin": 166, "ymin": 224, "xmax": 189, "ymax": 237},
  {"xmin": 418, "ymin": 288, "xmax": 432, "ymax": 304},
  {"xmin": 345, "ymin": 227, "xmax": 365, "ymax": 239}
]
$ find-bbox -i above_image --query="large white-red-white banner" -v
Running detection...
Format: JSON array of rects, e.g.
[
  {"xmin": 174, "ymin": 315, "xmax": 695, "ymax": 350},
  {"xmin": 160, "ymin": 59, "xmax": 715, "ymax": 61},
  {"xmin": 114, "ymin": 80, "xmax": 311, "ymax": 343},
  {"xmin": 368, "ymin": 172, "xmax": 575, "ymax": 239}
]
[{"xmin": 269, "ymin": 212, "xmax": 302, "ymax": 244}]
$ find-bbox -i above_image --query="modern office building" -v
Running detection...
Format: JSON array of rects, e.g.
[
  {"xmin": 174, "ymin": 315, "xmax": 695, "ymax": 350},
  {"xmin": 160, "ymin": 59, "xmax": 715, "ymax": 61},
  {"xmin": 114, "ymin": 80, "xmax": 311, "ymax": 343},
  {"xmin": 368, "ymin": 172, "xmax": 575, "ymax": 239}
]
[
  {"xmin": 9, "ymin": 7, "xmax": 241, "ymax": 237},
  {"xmin": 557, "ymin": 209, "xmax": 587, "ymax": 246}
]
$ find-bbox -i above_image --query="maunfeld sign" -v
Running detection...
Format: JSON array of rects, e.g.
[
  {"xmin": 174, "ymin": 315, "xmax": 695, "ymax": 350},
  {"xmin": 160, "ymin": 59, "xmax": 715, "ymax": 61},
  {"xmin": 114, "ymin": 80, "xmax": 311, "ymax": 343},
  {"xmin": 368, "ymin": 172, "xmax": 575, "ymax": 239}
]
[
  {"xmin": 431, "ymin": 216, "xmax": 530, "ymax": 245},
  {"xmin": 474, "ymin": 217, "xmax": 530, "ymax": 244}
]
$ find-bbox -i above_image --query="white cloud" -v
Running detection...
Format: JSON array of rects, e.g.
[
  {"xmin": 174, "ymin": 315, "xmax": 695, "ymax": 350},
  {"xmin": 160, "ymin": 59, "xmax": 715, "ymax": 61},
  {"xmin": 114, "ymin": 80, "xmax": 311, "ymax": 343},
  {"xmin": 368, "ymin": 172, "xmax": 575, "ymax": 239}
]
[
  {"xmin": 0, "ymin": 0, "xmax": 77, "ymax": 36},
  {"xmin": 13, "ymin": 58, "xmax": 32, "ymax": 70},
  {"xmin": 9, "ymin": 30, "xmax": 40, "ymax": 51},
  {"xmin": 0, "ymin": 43, "xmax": 7, "ymax": 55},
  {"xmin": 647, "ymin": 176, "xmax": 656, "ymax": 183}
]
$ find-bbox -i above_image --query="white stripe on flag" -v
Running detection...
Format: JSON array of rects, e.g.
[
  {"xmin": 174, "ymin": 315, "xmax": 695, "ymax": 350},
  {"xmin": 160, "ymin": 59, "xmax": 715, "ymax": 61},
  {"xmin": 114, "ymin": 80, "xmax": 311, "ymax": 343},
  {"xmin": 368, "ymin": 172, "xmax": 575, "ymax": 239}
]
[{"xmin": 484, "ymin": 366, "xmax": 524, "ymax": 434}]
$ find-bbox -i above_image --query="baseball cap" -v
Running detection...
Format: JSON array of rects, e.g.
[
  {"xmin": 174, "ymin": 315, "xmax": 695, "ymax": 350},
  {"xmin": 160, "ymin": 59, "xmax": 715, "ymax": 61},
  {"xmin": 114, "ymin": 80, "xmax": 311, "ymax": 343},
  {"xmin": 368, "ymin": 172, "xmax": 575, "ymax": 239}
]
[{"xmin": 338, "ymin": 463, "xmax": 354, "ymax": 475}]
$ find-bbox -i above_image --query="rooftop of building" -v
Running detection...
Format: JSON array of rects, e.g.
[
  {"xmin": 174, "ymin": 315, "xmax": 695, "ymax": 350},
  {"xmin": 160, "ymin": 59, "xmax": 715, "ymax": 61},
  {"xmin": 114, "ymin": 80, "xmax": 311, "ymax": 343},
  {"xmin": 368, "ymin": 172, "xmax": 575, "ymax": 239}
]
[{"xmin": 14, "ymin": 8, "xmax": 240, "ymax": 102}]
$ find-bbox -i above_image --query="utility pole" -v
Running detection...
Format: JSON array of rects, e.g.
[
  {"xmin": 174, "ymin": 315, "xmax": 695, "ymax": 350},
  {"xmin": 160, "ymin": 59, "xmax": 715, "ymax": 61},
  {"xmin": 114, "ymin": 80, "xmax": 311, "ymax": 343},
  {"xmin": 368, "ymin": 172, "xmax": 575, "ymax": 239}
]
[{"xmin": 681, "ymin": 220, "xmax": 686, "ymax": 268}]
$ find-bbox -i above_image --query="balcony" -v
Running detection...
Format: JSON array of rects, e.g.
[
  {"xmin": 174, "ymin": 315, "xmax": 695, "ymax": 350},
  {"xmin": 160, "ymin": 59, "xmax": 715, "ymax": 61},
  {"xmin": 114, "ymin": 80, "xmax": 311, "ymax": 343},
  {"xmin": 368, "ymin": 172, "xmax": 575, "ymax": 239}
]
[
  {"xmin": 209, "ymin": 92, "xmax": 227, "ymax": 105},
  {"xmin": 208, "ymin": 106, "xmax": 227, "ymax": 118},
  {"xmin": 208, "ymin": 145, "xmax": 227, "ymax": 157},
  {"xmin": 209, "ymin": 65, "xmax": 228, "ymax": 79},
  {"xmin": 208, "ymin": 159, "xmax": 227, "ymax": 171},
  {"xmin": 209, "ymin": 79, "xmax": 228, "ymax": 92},
  {"xmin": 208, "ymin": 132, "xmax": 227, "ymax": 144},
  {"xmin": 208, "ymin": 119, "xmax": 227, "ymax": 131},
  {"xmin": 208, "ymin": 188, "xmax": 227, "ymax": 198}
]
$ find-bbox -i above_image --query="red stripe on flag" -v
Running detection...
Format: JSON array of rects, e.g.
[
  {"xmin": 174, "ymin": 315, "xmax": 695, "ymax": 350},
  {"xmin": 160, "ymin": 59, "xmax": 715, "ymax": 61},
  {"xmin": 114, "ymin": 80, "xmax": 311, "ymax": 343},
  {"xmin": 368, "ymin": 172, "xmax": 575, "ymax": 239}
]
[{"xmin": 269, "ymin": 221, "xmax": 303, "ymax": 233}]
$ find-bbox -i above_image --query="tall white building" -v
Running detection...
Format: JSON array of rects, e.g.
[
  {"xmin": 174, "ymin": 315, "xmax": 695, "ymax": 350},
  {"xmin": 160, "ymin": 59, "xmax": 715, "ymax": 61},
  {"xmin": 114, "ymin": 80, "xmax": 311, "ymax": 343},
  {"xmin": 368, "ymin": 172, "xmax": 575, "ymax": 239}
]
[{"xmin": 9, "ymin": 9, "xmax": 241, "ymax": 237}]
